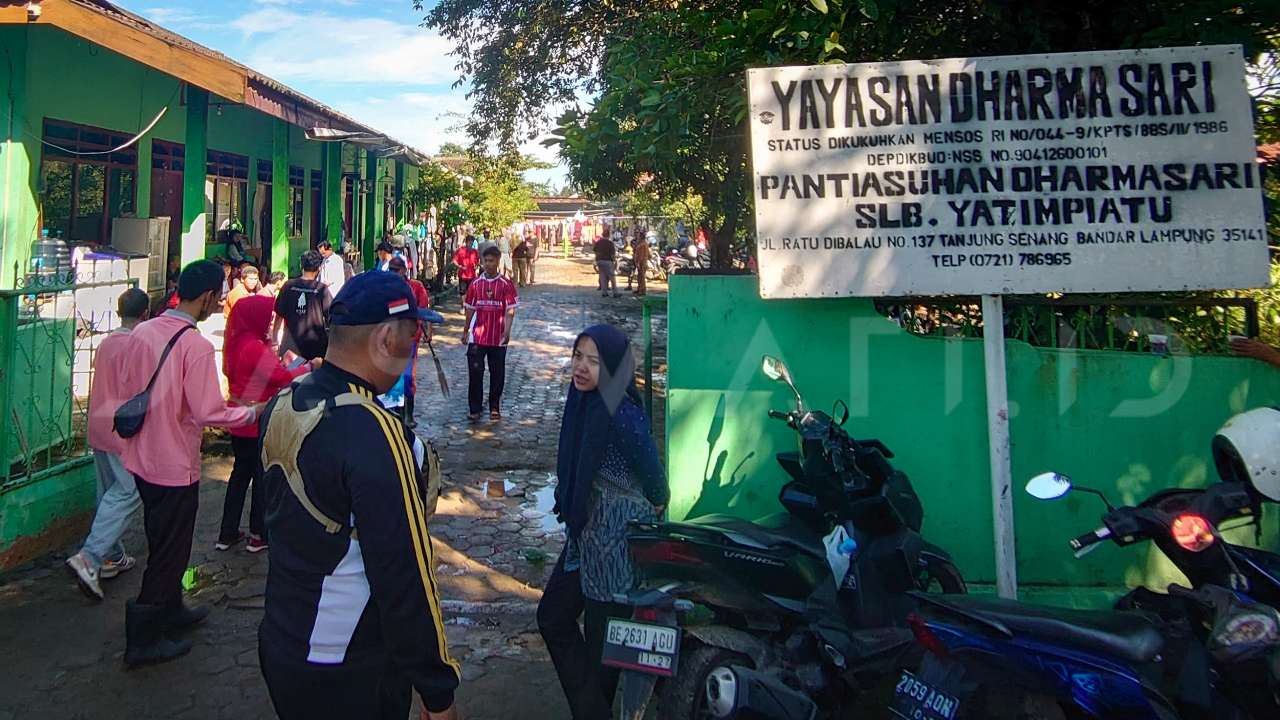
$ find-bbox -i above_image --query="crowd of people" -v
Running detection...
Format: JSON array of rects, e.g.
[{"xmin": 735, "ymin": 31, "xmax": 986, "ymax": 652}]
[{"xmin": 63, "ymin": 221, "xmax": 675, "ymax": 719}]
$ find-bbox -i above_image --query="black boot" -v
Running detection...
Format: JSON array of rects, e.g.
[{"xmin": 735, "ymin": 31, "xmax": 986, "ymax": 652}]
[
  {"xmin": 124, "ymin": 600, "xmax": 192, "ymax": 667},
  {"xmin": 165, "ymin": 599, "xmax": 210, "ymax": 633}
]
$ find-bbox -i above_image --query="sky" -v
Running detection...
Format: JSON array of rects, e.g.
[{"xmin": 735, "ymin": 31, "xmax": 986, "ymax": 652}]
[{"xmin": 114, "ymin": 0, "xmax": 567, "ymax": 188}]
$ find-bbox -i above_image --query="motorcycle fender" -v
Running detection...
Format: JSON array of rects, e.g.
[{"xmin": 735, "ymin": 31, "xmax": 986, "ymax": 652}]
[
  {"xmin": 684, "ymin": 624, "xmax": 772, "ymax": 668},
  {"xmin": 919, "ymin": 541, "xmax": 953, "ymax": 563}
]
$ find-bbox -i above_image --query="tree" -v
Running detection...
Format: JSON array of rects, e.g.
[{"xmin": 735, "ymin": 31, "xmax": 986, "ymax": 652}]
[
  {"xmin": 405, "ymin": 162, "xmax": 462, "ymax": 219},
  {"xmin": 462, "ymin": 153, "xmax": 539, "ymax": 232},
  {"xmin": 424, "ymin": 0, "xmax": 1278, "ymax": 265},
  {"xmin": 437, "ymin": 141, "xmax": 469, "ymax": 157}
]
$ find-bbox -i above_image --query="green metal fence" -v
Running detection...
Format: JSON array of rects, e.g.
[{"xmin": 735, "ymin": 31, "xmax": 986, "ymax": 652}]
[
  {"xmin": 877, "ymin": 295, "xmax": 1258, "ymax": 354},
  {"xmin": 0, "ymin": 270, "xmax": 137, "ymax": 493}
]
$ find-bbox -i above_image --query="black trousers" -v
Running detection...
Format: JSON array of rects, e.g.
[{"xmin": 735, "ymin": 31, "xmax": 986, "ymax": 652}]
[
  {"xmin": 219, "ymin": 435, "xmax": 265, "ymax": 542},
  {"xmin": 135, "ymin": 476, "xmax": 199, "ymax": 607},
  {"xmin": 467, "ymin": 344, "xmax": 507, "ymax": 416},
  {"xmin": 538, "ymin": 550, "xmax": 630, "ymax": 720},
  {"xmin": 259, "ymin": 633, "xmax": 411, "ymax": 720}
]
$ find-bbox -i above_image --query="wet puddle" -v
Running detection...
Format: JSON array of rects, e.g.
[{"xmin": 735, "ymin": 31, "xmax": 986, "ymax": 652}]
[
  {"xmin": 525, "ymin": 481, "xmax": 561, "ymax": 533},
  {"xmin": 486, "ymin": 478, "xmax": 518, "ymax": 498}
]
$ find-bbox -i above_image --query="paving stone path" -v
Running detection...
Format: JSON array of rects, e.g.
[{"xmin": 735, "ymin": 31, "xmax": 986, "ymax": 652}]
[{"xmin": 0, "ymin": 256, "xmax": 667, "ymax": 719}]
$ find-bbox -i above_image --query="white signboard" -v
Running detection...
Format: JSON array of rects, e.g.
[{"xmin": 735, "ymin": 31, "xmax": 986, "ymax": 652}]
[{"xmin": 748, "ymin": 45, "xmax": 1269, "ymax": 298}]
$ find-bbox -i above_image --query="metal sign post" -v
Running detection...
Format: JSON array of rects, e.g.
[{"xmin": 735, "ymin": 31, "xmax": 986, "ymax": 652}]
[{"xmin": 981, "ymin": 294, "xmax": 1017, "ymax": 598}]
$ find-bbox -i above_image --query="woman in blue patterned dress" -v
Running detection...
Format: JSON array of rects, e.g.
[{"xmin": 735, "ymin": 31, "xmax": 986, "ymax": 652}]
[{"xmin": 537, "ymin": 324, "xmax": 668, "ymax": 719}]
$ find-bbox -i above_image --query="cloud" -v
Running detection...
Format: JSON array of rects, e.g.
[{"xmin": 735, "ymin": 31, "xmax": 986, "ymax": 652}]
[
  {"xmin": 139, "ymin": 6, "xmax": 213, "ymax": 28},
  {"xmin": 329, "ymin": 91, "xmax": 470, "ymax": 155},
  {"xmin": 229, "ymin": 9, "xmax": 459, "ymax": 85}
]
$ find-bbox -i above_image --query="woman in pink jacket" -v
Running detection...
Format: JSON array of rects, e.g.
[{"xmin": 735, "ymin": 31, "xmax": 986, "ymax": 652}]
[{"xmin": 218, "ymin": 295, "xmax": 309, "ymax": 553}]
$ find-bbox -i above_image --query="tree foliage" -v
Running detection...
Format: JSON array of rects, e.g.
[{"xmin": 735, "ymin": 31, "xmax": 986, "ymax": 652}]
[
  {"xmin": 406, "ymin": 162, "xmax": 462, "ymax": 214},
  {"xmin": 423, "ymin": 0, "xmax": 1279, "ymax": 264},
  {"xmin": 460, "ymin": 153, "xmax": 539, "ymax": 233}
]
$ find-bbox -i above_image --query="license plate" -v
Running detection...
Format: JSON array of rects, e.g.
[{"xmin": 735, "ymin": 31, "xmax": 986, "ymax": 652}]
[
  {"xmin": 601, "ymin": 619, "xmax": 680, "ymax": 677},
  {"xmin": 891, "ymin": 670, "xmax": 960, "ymax": 720}
]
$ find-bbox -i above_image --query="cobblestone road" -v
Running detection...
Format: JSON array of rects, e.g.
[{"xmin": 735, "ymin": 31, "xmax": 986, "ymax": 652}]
[{"xmin": 0, "ymin": 256, "xmax": 667, "ymax": 720}]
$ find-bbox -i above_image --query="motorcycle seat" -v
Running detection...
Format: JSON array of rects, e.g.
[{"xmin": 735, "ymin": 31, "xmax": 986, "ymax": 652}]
[
  {"xmin": 918, "ymin": 594, "xmax": 1164, "ymax": 664},
  {"xmin": 680, "ymin": 513, "xmax": 825, "ymax": 557}
]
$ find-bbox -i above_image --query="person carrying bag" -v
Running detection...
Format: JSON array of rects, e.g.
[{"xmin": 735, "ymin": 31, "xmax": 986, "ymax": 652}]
[{"xmin": 113, "ymin": 325, "xmax": 195, "ymax": 438}]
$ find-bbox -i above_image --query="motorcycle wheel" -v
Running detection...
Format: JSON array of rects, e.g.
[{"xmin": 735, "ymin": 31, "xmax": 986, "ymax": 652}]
[
  {"xmin": 659, "ymin": 643, "xmax": 753, "ymax": 720},
  {"xmin": 916, "ymin": 555, "xmax": 967, "ymax": 594}
]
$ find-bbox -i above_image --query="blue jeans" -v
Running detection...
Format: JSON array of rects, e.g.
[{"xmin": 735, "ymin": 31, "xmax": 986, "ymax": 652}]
[{"xmin": 79, "ymin": 450, "xmax": 142, "ymax": 569}]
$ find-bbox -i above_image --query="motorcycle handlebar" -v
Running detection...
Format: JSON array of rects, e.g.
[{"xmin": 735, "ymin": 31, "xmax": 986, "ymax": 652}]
[
  {"xmin": 768, "ymin": 410, "xmax": 791, "ymax": 422},
  {"xmin": 1069, "ymin": 526, "xmax": 1111, "ymax": 557}
]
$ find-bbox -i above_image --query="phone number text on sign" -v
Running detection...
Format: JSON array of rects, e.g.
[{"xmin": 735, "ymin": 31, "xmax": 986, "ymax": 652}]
[{"xmin": 747, "ymin": 46, "xmax": 1269, "ymax": 299}]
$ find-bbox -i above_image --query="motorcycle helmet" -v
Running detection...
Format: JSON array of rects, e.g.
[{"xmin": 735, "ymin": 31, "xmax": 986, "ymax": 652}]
[{"xmin": 1212, "ymin": 407, "xmax": 1280, "ymax": 502}]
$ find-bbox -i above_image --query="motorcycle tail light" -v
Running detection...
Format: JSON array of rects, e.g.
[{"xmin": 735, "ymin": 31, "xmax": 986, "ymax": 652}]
[
  {"xmin": 633, "ymin": 607, "xmax": 661, "ymax": 622},
  {"xmin": 1171, "ymin": 514, "xmax": 1215, "ymax": 552},
  {"xmin": 908, "ymin": 613, "xmax": 949, "ymax": 658},
  {"xmin": 632, "ymin": 540, "xmax": 704, "ymax": 567}
]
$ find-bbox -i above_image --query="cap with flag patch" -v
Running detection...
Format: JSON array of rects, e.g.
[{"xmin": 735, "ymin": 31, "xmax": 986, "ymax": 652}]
[{"xmin": 329, "ymin": 270, "xmax": 446, "ymax": 326}]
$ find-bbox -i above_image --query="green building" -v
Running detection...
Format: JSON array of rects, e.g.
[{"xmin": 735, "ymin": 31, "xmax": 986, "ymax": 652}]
[{"xmin": 0, "ymin": 0, "xmax": 432, "ymax": 568}]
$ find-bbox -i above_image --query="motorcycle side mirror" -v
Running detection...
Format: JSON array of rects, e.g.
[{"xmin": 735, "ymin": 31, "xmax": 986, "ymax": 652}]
[
  {"xmin": 761, "ymin": 355, "xmax": 804, "ymax": 412},
  {"xmin": 761, "ymin": 355, "xmax": 788, "ymax": 382},
  {"xmin": 833, "ymin": 400, "xmax": 849, "ymax": 426},
  {"xmin": 1026, "ymin": 472, "xmax": 1073, "ymax": 500}
]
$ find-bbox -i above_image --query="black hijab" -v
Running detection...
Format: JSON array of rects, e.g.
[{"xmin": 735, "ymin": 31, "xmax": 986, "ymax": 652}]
[{"xmin": 555, "ymin": 324, "xmax": 644, "ymax": 539}]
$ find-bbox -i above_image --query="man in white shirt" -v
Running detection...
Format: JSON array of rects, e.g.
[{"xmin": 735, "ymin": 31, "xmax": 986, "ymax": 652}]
[{"xmin": 317, "ymin": 241, "xmax": 347, "ymax": 301}]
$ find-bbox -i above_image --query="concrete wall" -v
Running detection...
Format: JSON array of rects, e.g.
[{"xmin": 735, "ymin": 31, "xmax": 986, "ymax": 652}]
[{"xmin": 666, "ymin": 275, "xmax": 1280, "ymax": 603}]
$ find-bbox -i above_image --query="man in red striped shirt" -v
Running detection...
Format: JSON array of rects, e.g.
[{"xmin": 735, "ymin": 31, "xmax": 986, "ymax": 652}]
[{"xmin": 462, "ymin": 244, "xmax": 518, "ymax": 422}]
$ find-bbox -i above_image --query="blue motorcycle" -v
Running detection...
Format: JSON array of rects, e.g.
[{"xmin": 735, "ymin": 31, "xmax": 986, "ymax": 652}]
[{"xmin": 890, "ymin": 408, "xmax": 1280, "ymax": 720}]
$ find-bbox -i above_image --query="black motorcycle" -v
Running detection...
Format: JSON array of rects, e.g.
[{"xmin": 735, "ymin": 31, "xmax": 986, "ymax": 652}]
[{"xmin": 604, "ymin": 356, "xmax": 966, "ymax": 720}]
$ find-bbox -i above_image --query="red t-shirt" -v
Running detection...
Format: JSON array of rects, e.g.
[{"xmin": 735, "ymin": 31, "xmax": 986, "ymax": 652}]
[
  {"xmin": 408, "ymin": 278, "xmax": 430, "ymax": 343},
  {"xmin": 464, "ymin": 274, "xmax": 519, "ymax": 347},
  {"xmin": 453, "ymin": 247, "xmax": 479, "ymax": 281}
]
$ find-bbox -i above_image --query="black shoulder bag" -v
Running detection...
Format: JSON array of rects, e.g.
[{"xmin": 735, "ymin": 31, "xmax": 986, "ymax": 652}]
[{"xmin": 113, "ymin": 325, "xmax": 196, "ymax": 438}]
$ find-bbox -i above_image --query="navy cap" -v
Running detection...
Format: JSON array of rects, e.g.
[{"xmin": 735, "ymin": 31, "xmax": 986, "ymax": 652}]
[{"xmin": 330, "ymin": 271, "xmax": 445, "ymax": 326}]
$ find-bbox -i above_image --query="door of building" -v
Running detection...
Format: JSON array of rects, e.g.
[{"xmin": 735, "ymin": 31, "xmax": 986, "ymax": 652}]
[
  {"xmin": 150, "ymin": 170, "xmax": 183, "ymax": 257},
  {"xmin": 150, "ymin": 140, "xmax": 185, "ymax": 258}
]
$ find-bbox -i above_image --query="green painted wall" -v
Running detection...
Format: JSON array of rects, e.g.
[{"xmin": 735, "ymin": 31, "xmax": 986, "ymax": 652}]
[
  {"xmin": 0, "ymin": 460, "xmax": 95, "ymax": 570},
  {"xmin": 271, "ymin": 119, "xmax": 289, "ymax": 274},
  {"xmin": 323, "ymin": 143, "xmax": 342, "ymax": 245},
  {"xmin": 2, "ymin": 26, "xmax": 334, "ymax": 279},
  {"xmin": 1, "ymin": 26, "xmax": 36, "ymax": 289},
  {"xmin": 181, "ymin": 87, "xmax": 209, "ymax": 267},
  {"xmin": 666, "ymin": 275, "xmax": 1280, "ymax": 600},
  {"xmin": 363, "ymin": 151, "xmax": 378, "ymax": 268}
]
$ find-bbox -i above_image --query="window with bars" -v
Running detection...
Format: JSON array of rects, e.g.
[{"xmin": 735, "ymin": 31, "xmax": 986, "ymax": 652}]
[
  {"xmin": 288, "ymin": 166, "xmax": 305, "ymax": 237},
  {"xmin": 152, "ymin": 140, "xmax": 185, "ymax": 172},
  {"xmin": 205, "ymin": 150, "xmax": 249, "ymax": 242},
  {"xmin": 39, "ymin": 119, "xmax": 138, "ymax": 244}
]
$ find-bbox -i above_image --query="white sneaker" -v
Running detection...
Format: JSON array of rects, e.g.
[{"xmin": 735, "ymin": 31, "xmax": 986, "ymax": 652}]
[
  {"xmin": 100, "ymin": 554, "xmax": 137, "ymax": 579},
  {"xmin": 65, "ymin": 552, "xmax": 104, "ymax": 601}
]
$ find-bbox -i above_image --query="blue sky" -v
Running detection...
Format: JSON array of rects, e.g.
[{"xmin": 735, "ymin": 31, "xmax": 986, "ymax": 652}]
[{"xmin": 115, "ymin": 0, "xmax": 565, "ymax": 187}]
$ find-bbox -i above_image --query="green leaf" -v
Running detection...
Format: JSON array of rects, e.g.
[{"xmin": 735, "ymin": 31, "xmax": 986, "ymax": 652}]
[
  {"xmin": 809, "ymin": 0, "xmax": 829, "ymax": 14},
  {"xmin": 858, "ymin": 0, "xmax": 879, "ymax": 20},
  {"xmin": 641, "ymin": 92, "xmax": 661, "ymax": 107}
]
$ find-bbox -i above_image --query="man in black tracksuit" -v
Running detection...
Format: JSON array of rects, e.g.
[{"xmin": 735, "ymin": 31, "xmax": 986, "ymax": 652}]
[{"xmin": 257, "ymin": 271, "xmax": 459, "ymax": 719}]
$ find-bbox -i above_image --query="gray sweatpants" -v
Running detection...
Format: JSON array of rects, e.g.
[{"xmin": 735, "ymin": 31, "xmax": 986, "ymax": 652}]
[{"xmin": 597, "ymin": 261, "xmax": 616, "ymax": 294}]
